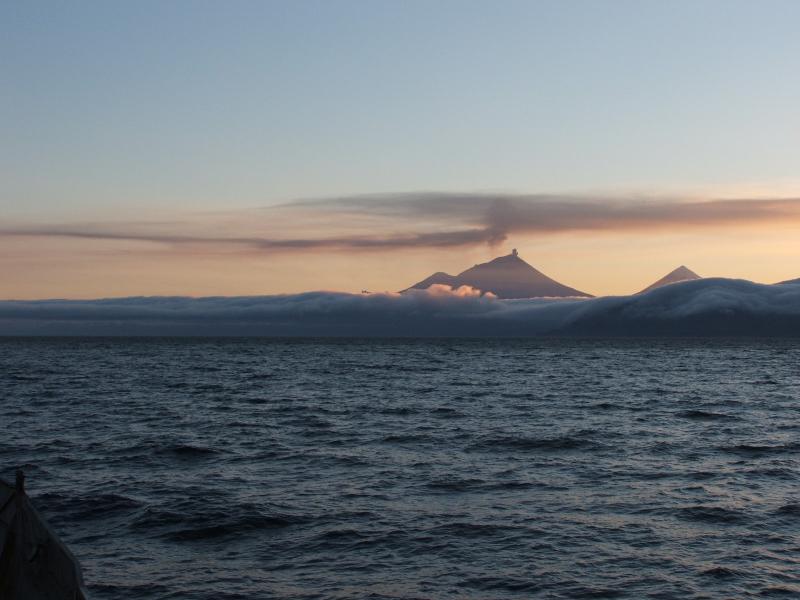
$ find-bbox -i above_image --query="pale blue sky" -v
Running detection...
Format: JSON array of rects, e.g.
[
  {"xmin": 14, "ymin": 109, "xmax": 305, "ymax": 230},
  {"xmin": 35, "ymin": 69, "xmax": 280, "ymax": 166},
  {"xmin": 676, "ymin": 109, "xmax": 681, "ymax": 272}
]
[{"xmin": 3, "ymin": 0, "xmax": 800, "ymax": 219}]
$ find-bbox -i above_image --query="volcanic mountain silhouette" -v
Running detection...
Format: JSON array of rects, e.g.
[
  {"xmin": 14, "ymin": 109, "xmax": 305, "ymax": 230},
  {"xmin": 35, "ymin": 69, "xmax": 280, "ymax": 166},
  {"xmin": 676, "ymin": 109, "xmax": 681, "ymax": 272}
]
[
  {"xmin": 638, "ymin": 265, "xmax": 701, "ymax": 294},
  {"xmin": 405, "ymin": 250, "xmax": 592, "ymax": 298}
]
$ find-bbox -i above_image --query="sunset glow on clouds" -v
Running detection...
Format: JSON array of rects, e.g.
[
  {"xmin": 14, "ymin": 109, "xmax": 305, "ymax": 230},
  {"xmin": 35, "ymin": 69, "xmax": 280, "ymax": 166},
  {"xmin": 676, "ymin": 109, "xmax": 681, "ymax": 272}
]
[
  {"xmin": 5, "ymin": 193, "xmax": 800, "ymax": 251},
  {"xmin": 2, "ymin": 191, "xmax": 800, "ymax": 299}
]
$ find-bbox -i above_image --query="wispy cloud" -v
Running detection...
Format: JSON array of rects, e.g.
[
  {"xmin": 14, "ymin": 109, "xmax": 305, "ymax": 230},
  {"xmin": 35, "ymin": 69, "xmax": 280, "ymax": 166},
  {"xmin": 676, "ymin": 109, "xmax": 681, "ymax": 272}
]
[
  {"xmin": 0, "ymin": 225, "xmax": 497, "ymax": 250},
  {"xmin": 291, "ymin": 192, "xmax": 800, "ymax": 236},
  {"xmin": 3, "ymin": 193, "xmax": 800, "ymax": 252}
]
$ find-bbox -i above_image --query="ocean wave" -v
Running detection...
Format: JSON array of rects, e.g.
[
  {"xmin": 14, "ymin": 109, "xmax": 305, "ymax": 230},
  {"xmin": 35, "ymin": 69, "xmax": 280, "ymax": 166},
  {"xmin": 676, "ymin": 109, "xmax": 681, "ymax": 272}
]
[
  {"xmin": 131, "ymin": 502, "xmax": 301, "ymax": 541},
  {"xmin": 677, "ymin": 410, "xmax": 739, "ymax": 421},
  {"xmin": 677, "ymin": 505, "xmax": 748, "ymax": 524},
  {"xmin": 774, "ymin": 503, "xmax": 800, "ymax": 515},
  {"xmin": 426, "ymin": 477, "xmax": 486, "ymax": 492},
  {"xmin": 700, "ymin": 566, "xmax": 739, "ymax": 578},
  {"xmin": 720, "ymin": 443, "xmax": 800, "ymax": 457},
  {"xmin": 35, "ymin": 492, "xmax": 143, "ymax": 521},
  {"xmin": 469, "ymin": 434, "xmax": 602, "ymax": 452}
]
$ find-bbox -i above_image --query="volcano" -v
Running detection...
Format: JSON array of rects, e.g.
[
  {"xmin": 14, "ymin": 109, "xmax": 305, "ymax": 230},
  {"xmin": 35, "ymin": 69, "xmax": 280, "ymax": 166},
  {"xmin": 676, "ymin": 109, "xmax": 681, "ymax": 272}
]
[
  {"xmin": 404, "ymin": 250, "xmax": 592, "ymax": 298},
  {"xmin": 639, "ymin": 265, "xmax": 701, "ymax": 294}
]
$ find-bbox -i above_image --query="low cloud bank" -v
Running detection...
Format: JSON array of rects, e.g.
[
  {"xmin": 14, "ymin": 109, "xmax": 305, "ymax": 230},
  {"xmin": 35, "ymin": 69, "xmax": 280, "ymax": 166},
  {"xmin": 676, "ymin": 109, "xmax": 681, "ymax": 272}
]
[{"xmin": 1, "ymin": 279, "xmax": 800, "ymax": 337}]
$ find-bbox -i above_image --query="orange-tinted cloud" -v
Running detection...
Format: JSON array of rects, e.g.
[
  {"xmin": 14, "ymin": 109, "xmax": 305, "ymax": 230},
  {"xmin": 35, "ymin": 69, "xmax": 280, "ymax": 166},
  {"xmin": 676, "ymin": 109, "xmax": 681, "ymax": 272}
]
[{"xmin": 3, "ymin": 193, "xmax": 800, "ymax": 253}]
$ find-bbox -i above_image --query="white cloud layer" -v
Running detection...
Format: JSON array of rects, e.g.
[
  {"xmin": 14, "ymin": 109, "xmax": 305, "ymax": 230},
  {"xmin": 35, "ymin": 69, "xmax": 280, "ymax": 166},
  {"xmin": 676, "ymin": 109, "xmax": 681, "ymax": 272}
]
[{"xmin": 1, "ymin": 278, "xmax": 800, "ymax": 337}]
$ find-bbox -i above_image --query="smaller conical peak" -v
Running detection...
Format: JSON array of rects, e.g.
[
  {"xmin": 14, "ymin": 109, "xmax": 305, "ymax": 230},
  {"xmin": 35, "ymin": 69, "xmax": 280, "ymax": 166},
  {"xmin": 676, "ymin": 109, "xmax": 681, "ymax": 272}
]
[
  {"xmin": 639, "ymin": 265, "xmax": 701, "ymax": 294},
  {"xmin": 670, "ymin": 265, "xmax": 699, "ymax": 278}
]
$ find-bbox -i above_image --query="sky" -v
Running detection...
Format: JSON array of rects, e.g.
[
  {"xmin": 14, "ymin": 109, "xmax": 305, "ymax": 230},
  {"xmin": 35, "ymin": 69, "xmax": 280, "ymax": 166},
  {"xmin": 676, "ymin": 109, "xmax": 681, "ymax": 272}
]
[{"xmin": 2, "ymin": 0, "xmax": 800, "ymax": 299}]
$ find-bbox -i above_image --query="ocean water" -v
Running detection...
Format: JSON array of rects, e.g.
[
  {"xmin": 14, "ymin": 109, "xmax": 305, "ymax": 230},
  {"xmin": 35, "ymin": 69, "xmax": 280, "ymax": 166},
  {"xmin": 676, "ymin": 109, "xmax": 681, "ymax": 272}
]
[{"xmin": 2, "ymin": 338, "xmax": 799, "ymax": 599}]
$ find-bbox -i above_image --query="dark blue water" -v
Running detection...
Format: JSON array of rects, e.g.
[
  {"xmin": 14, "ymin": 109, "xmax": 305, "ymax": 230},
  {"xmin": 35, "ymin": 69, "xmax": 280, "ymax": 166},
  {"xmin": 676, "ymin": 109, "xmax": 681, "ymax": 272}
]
[{"xmin": 2, "ymin": 338, "xmax": 800, "ymax": 599}]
